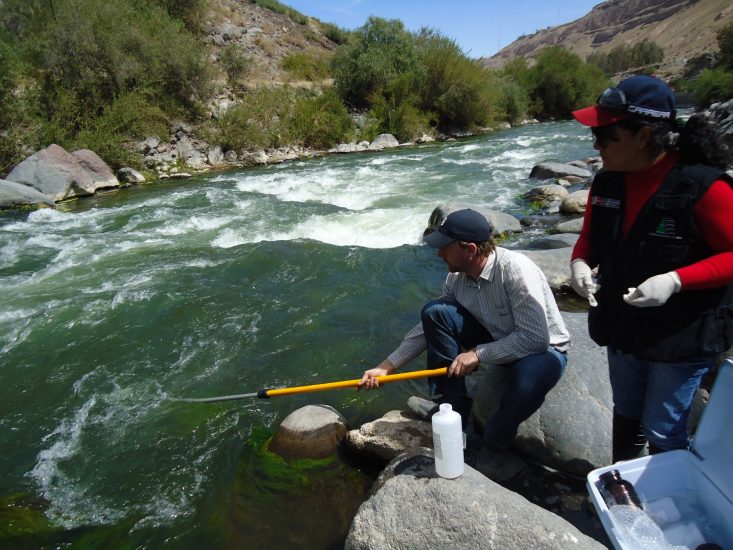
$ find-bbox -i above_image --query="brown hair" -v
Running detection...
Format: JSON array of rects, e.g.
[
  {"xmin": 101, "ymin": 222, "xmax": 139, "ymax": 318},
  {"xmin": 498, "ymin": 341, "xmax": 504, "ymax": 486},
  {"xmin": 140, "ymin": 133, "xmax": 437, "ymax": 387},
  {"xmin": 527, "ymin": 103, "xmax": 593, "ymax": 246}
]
[{"xmin": 457, "ymin": 237, "xmax": 496, "ymax": 256}]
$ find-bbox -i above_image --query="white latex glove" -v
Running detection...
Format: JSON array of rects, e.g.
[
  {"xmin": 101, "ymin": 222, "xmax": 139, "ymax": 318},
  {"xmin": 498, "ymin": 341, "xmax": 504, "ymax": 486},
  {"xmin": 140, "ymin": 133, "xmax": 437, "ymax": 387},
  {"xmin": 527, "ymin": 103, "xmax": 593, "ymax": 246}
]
[
  {"xmin": 571, "ymin": 259, "xmax": 598, "ymax": 300},
  {"xmin": 623, "ymin": 272, "xmax": 682, "ymax": 308}
]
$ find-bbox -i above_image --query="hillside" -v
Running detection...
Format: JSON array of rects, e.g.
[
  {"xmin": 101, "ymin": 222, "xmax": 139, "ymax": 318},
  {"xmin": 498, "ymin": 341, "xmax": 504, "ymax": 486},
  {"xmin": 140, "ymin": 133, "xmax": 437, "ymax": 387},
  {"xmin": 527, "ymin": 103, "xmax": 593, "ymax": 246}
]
[
  {"xmin": 482, "ymin": 0, "xmax": 733, "ymax": 79},
  {"xmin": 202, "ymin": 0, "xmax": 338, "ymax": 89}
]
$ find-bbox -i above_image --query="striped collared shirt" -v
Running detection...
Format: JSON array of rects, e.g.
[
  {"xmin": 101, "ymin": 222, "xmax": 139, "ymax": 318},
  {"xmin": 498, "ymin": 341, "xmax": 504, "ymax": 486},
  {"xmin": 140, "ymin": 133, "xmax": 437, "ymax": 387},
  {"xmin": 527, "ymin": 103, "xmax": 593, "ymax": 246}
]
[{"xmin": 387, "ymin": 247, "xmax": 571, "ymax": 368}]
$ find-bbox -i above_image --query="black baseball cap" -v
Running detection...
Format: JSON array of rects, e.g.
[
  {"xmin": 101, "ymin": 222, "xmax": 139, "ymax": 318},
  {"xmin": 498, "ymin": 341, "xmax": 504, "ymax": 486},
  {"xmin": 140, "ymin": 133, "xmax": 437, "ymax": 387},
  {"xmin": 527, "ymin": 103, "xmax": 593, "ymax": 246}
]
[
  {"xmin": 573, "ymin": 74, "xmax": 676, "ymax": 127},
  {"xmin": 423, "ymin": 209, "xmax": 493, "ymax": 248}
]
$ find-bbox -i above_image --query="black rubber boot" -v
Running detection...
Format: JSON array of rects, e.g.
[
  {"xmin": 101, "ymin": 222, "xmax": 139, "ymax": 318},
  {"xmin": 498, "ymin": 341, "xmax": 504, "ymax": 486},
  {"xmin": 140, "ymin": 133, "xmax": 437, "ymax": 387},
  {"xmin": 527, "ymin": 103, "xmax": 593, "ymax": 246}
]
[{"xmin": 612, "ymin": 410, "xmax": 647, "ymax": 463}]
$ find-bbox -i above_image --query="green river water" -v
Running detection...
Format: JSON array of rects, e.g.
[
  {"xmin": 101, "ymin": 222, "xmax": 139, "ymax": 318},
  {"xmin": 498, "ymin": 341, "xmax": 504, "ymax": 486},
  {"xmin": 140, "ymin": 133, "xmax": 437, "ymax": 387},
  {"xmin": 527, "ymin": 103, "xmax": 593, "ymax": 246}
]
[{"xmin": 1, "ymin": 121, "xmax": 597, "ymax": 548}]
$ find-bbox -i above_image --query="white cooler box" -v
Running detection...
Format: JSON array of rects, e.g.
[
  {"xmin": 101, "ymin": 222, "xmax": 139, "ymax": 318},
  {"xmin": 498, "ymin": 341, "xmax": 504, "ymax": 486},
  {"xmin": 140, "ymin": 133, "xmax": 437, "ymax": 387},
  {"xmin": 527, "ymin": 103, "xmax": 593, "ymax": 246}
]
[{"xmin": 587, "ymin": 359, "xmax": 733, "ymax": 550}]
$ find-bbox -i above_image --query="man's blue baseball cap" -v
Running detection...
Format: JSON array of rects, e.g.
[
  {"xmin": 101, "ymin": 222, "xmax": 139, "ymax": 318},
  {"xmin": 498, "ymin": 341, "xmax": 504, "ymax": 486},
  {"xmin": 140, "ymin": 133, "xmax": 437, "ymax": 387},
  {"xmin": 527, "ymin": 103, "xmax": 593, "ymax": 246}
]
[
  {"xmin": 573, "ymin": 74, "xmax": 676, "ymax": 127},
  {"xmin": 423, "ymin": 209, "xmax": 493, "ymax": 248}
]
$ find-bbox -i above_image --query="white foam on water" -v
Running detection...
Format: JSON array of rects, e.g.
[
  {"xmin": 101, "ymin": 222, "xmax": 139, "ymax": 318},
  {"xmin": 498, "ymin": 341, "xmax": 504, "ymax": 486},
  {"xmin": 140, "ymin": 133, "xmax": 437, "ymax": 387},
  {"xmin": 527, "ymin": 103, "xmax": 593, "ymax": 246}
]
[
  {"xmin": 440, "ymin": 158, "xmax": 483, "ymax": 166},
  {"xmin": 232, "ymin": 167, "xmax": 391, "ymax": 211},
  {"xmin": 29, "ymin": 397, "xmax": 123, "ymax": 527},
  {"xmin": 213, "ymin": 195, "xmax": 468, "ymax": 248},
  {"xmin": 110, "ymin": 289, "xmax": 154, "ymax": 309},
  {"xmin": 276, "ymin": 208, "xmax": 427, "ymax": 248},
  {"xmin": 211, "ymin": 228, "xmax": 247, "ymax": 249},
  {"xmin": 154, "ymin": 215, "xmax": 234, "ymax": 237},
  {"xmin": 501, "ymin": 149, "xmax": 537, "ymax": 161}
]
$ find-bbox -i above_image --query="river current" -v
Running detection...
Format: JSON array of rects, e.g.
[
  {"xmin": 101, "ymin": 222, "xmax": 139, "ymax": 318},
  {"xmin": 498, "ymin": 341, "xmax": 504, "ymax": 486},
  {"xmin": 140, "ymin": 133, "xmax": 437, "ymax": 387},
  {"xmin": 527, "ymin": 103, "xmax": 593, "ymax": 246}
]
[{"xmin": 0, "ymin": 121, "xmax": 597, "ymax": 547}]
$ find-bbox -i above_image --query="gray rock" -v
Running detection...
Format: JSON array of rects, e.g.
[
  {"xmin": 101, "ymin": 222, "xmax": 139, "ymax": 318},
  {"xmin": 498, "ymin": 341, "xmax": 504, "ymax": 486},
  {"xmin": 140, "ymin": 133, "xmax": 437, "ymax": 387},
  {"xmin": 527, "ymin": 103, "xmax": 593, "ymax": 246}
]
[
  {"xmin": 72, "ymin": 150, "xmax": 119, "ymax": 191},
  {"xmin": 175, "ymin": 136, "xmax": 207, "ymax": 170},
  {"xmin": 473, "ymin": 311, "xmax": 613, "ymax": 476},
  {"xmin": 7, "ymin": 144, "xmax": 100, "ymax": 201},
  {"xmin": 345, "ymin": 450, "xmax": 605, "ymax": 550},
  {"xmin": 528, "ymin": 233, "xmax": 579, "ymax": 250},
  {"xmin": 561, "ymin": 190, "xmax": 590, "ymax": 214},
  {"xmin": 524, "ymin": 184, "xmax": 569, "ymax": 202},
  {"xmin": 427, "ymin": 204, "xmax": 523, "ymax": 236},
  {"xmin": 520, "ymin": 248, "xmax": 572, "ymax": 289},
  {"xmin": 207, "ymin": 146, "xmax": 224, "ymax": 166},
  {"xmin": 223, "ymin": 149, "xmax": 238, "ymax": 163},
  {"xmin": 368, "ymin": 134, "xmax": 399, "ymax": 151},
  {"xmin": 0, "ymin": 178, "xmax": 56, "ymax": 209},
  {"xmin": 116, "ymin": 167, "xmax": 146, "ymax": 184},
  {"xmin": 269, "ymin": 404, "xmax": 348, "ymax": 459},
  {"xmin": 345, "ymin": 410, "xmax": 432, "ymax": 465},
  {"xmin": 555, "ymin": 217, "xmax": 585, "ymax": 234},
  {"xmin": 143, "ymin": 136, "xmax": 160, "ymax": 152},
  {"xmin": 241, "ymin": 150, "xmax": 268, "ymax": 165},
  {"xmin": 530, "ymin": 162, "xmax": 593, "ymax": 180}
]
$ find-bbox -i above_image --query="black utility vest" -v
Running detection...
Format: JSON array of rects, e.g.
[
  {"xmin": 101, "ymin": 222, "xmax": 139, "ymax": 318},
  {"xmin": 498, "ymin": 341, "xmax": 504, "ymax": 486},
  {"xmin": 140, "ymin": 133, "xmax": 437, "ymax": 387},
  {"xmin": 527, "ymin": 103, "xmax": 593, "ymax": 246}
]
[{"xmin": 588, "ymin": 163, "xmax": 733, "ymax": 361}]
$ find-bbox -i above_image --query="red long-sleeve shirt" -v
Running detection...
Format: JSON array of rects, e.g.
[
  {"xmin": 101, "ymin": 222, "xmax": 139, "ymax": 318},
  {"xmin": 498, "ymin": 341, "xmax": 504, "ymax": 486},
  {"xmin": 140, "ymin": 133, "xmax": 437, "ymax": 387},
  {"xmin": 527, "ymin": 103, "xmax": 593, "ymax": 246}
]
[{"xmin": 571, "ymin": 154, "xmax": 733, "ymax": 290}]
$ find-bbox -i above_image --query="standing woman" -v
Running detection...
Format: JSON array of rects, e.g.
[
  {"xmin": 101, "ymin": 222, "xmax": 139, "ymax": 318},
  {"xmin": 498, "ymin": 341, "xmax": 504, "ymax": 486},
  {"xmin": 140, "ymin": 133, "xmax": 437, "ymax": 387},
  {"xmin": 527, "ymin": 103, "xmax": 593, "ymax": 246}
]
[{"xmin": 569, "ymin": 75, "xmax": 733, "ymax": 462}]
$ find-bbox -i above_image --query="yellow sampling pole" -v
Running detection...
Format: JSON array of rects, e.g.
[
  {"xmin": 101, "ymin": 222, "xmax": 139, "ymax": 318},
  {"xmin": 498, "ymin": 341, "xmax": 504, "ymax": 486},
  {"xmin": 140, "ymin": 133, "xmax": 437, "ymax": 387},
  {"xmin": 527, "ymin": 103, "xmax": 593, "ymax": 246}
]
[{"xmin": 182, "ymin": 368, "xmax": 448, "ymax": 403}]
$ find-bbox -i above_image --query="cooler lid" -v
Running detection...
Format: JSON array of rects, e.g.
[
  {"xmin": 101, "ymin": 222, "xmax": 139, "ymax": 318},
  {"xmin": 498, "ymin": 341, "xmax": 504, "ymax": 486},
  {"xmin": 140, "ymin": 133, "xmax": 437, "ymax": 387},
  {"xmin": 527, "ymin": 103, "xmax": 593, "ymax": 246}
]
[{"xmin": 692, "ymin": 359, "xmax": 733, "ymax": 499}]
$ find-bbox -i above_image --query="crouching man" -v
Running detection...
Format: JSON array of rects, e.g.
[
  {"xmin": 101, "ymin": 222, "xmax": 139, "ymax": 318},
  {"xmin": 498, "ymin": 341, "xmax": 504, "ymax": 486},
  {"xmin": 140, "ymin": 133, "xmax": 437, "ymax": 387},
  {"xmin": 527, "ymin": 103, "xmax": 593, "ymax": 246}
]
[{"xmin": 359, "ymin": 209, "xmax": 570, "ymax": 481}]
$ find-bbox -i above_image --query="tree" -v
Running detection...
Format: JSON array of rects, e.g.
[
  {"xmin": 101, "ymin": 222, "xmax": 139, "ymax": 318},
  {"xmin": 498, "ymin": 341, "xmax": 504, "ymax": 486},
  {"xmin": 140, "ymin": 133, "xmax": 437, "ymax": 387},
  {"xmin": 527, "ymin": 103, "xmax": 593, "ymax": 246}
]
[
  {"xmin": 330, "ymin": 17, "xmax": 423, "ymax": 108},
  {"xmin": 528, "ymin": 47, "xmax": 608, "ymax": 120}
]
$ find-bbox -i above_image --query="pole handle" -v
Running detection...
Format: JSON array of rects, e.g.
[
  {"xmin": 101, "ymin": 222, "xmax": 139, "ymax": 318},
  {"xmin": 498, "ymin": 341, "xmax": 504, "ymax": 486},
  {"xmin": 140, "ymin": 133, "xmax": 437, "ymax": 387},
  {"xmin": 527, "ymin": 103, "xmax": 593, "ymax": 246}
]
[{"xmin": 263, "ymin": 367, "xmax": 448, "ymax": 397}]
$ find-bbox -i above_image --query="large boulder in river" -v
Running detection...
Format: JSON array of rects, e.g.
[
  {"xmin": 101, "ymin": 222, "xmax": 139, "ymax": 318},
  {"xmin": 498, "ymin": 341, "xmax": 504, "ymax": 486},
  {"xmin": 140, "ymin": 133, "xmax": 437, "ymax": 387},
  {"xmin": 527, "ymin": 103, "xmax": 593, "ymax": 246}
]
[
  {"xmin": 368, "ymin": 134, "xmax": 399, "ymax": 151},
  {"xmin": 520, "ymin": 247, "xmax": 572, "ymax": 289},
  {"xmin": 345, "ymin": 450, "xmax": 605, "ymax": 550},
  {"xmin": 72, "ymin": 150, "xmax": 119, "ymax": 190},
  {"xmin": 269, "ymin": 404, "xmax": 348, "ymax": 459},
  {"xmin": 530, "ymin": 162, "xmax": 592, "ymax": 180},
  {"xmin": 427, "ymin": 204, "xmax": 523, "ymax": 236},
  {"xmin": 7, "ymin": 144, "xmax": 119, "ymax": 201},
  {"xmin": 0, "ymin": 179, "xmax": 56, "ymax": 210}
]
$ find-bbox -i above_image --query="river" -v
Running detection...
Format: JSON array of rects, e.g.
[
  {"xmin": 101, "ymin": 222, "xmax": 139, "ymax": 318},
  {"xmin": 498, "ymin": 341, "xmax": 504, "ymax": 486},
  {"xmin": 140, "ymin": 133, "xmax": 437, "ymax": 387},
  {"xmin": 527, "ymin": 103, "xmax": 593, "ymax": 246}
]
[{"xmin": 0, "ymin": 121, "xmax": 598, "ymax": 547}]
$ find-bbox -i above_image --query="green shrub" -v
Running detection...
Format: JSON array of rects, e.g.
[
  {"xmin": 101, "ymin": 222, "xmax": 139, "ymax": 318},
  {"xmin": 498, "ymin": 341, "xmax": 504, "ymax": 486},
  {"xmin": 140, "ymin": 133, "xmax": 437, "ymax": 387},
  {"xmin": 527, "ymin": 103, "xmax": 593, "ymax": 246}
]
[
  {"xmin": 527, "ymin": 46, "xmax": 608, "ymax": 120},
  {"xmin": 39, "ymin": 0, "xmax": 212, "ymax": 118},
  {"xmin": 140, "ymin": 0, "xmax": 210, "ymax": 32},
  {"xmin": 416, "ymin": 29, "xmax": 502, "ymax": 130},
  {"xmin": 687, "ymin": 68, "xmax": 733, "ymax": 107},
  {"xmin": 289, "ymin": 90, "xmax": 353, "ymax": 149},
  {"xmin": 251, "ymin": 0, "xmax": 308, "ymax": 25},
  {"xmin": 368, "ymin": 74, "xmax": 433, "ymax": 141},
  {"xmin": 331, "ymin": 17, "xmax": 423, "ymax": 108},
  {"xmin": 495, "ymin": 77, "xmax": 530, "ymax": 125},
  {"xmin": 282, "ymin": 51, "xmax": 330, "ymax": 81},
  {"xmin": 220, "ymin": 44, "xmax": 251, "ymax": 84},
  {"xmin": 68, "ymin": 91, "xmax": 168, "ymax": 169},
  {"xmin": 588, "ymin": 40, "xmax": 664, "ymax": 74},
  {"xmin": 215, "ymin": 87, "xmax": 295, "ymax": 151},
  {"xmin": 716, "ymin": 23, "xmax": 733, "ymax": 70},
  {"xmin": 320, "ymin": 22, "xmax": 349, "ymax": 45}
]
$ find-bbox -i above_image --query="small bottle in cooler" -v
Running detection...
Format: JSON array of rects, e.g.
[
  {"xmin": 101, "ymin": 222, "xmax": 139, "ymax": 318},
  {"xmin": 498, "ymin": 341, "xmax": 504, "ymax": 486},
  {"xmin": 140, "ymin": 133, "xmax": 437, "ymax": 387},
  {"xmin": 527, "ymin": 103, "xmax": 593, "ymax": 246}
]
[
  {"xmin": 599, "ymin": 469, "xmax": 643, "ymax": 509},
  {"xmin": 432, "ymin": 403, "xmax": 464, "ymax": 479}
]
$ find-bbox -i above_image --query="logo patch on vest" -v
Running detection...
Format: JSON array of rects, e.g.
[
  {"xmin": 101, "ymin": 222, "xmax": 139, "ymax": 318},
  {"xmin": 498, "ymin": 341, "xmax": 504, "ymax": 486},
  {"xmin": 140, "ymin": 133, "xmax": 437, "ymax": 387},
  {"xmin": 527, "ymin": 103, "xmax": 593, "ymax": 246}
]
[
  {"xmin": 591, "ymin": 196, "xmax": 621, "ymax": 209},
  {"xmin": 651, "ymin": 217, "xmax": 680, "ymax": 238}
]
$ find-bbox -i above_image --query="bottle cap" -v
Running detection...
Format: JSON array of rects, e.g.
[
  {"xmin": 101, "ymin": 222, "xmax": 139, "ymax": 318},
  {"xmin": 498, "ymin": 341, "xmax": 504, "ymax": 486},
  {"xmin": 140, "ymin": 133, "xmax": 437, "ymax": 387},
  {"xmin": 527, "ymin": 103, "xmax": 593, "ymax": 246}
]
[{"xmin": 438, "ymin": 403, "xmax": 453, "ymax": 414}]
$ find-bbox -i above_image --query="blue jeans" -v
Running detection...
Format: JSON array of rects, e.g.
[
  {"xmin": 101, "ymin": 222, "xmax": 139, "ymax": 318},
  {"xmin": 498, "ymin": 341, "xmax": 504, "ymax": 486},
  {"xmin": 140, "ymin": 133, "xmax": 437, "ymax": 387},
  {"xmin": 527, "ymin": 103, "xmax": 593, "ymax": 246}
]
[
  {"xmin": 421, "ymin": 299, "xmax": 567, "ymax": 450},
  {"xmin": 608, "ymin": 347, "xmax": 712, "ymax": 451}
]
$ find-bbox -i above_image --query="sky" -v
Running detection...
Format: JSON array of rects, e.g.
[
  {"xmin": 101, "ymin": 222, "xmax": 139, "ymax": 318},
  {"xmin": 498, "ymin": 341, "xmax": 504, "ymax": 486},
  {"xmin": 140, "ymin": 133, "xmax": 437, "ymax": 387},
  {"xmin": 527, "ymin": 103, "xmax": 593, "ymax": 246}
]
[{"xmin": 282, "ymin": 0, "xmax": 605, "ymax": 59}]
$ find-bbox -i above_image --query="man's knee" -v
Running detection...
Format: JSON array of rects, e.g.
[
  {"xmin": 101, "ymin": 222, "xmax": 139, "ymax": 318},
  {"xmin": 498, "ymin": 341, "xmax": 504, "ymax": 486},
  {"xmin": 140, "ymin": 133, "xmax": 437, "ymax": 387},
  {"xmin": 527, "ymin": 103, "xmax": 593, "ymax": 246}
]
[{"xmin": 420, "ymin": 299, "xmax": 459, "ymax": 324}]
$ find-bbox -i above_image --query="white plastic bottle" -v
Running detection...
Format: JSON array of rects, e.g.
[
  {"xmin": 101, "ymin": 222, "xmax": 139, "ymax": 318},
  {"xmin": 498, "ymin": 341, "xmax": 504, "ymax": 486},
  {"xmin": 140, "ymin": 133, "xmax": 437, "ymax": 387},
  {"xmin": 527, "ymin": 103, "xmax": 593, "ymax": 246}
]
[{"xmin": 431, "ymin": 403, "xmax": 464, "ymax": 479}]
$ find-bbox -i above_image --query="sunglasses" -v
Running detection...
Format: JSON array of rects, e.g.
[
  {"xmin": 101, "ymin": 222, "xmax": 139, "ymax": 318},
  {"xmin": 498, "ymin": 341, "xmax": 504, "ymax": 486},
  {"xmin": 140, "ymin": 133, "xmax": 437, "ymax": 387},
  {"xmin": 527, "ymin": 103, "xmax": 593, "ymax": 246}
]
[{"xmin": 590, "ymin": 124, "xmax": 619, "ymax": 148}]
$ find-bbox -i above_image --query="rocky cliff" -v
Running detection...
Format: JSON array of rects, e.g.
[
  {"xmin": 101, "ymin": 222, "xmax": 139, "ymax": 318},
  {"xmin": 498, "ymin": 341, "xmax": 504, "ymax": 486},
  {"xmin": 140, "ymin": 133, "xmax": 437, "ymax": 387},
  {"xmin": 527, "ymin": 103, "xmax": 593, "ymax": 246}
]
[{"xmin": 482, "ymin": 0, "xmax": 733, "ymax": 79}]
